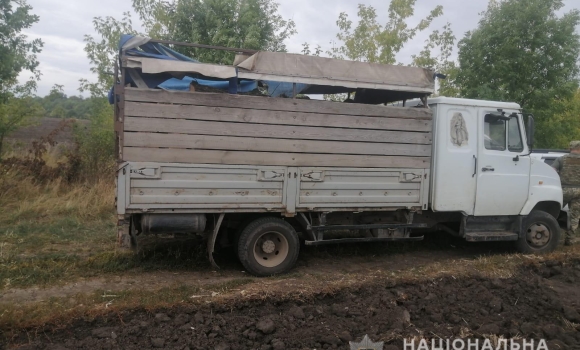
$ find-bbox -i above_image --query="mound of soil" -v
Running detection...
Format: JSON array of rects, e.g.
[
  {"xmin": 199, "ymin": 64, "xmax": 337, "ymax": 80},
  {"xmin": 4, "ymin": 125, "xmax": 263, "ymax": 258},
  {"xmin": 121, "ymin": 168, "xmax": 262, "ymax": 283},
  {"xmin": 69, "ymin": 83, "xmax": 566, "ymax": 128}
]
[{"xmin": 10, "ymin": 261, "xmax": 580, "ymax": 350}]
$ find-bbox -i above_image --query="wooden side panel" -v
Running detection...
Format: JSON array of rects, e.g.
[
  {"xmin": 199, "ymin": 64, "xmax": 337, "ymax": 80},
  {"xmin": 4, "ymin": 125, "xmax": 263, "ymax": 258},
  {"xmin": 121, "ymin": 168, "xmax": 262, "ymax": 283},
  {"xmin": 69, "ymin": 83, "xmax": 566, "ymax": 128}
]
[
  {"xmin": 124, "ymin": 102, "xmax": 432, "ymax": 132},
  {"xmin": 124, "ymin": 88, "xmax": 432, "ymax": 119},
  {"xmin": 123, "ymin": 147, "xmax": 431, "ymax": 169},
  {"xmin": 121, "ymin": 88, "xmax": 433, "ymax": 168},
  {"xmin": 124, "ymin": 117, "xmax": 431, "ymax": 144},
  {"xmin": 124, "ymin": 132, "xmax": 432, "ymax": 157}
]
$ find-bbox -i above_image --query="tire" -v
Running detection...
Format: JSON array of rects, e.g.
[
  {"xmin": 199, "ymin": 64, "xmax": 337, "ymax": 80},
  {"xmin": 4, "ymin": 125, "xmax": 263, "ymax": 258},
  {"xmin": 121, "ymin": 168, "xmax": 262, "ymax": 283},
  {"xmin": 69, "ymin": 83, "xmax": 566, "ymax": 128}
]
[
  {"xmin": 237, "ymin": 217, "xmax": 300, "ymax": 277},
  {"xmin": 515, "ymin": 210, "xmax": 561, "ymax": 254}
]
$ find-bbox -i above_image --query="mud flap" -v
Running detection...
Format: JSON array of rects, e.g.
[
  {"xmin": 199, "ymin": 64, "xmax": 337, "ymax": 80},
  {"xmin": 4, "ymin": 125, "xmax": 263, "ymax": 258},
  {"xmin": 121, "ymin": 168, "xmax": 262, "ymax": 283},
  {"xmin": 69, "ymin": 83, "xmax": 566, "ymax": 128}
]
[
  {"xmin": 207, "ymin": 213, "xmax": 225, "ymax": 270},
  {"xmin": 117, "ymin": 216, "xmax": 136, "ymax": 249}
]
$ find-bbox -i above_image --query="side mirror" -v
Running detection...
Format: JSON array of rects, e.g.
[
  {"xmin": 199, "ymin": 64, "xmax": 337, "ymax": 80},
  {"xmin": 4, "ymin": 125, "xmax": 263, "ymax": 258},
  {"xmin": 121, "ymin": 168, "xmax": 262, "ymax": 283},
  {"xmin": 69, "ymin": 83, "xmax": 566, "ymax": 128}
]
[{"xmin": 526, "ymin": 114, "xmax": 535, "ymax": 150}]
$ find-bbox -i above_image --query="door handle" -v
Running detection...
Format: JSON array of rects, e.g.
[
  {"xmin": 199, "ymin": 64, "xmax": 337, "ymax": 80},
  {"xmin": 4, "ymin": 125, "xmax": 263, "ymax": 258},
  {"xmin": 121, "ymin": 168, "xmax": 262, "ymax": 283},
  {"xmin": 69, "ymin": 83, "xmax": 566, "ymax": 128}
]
[
  {"xmin": 473, "ymin": 155, "xmax": 477, "ymax": 177},
  {"xmin": 482, "ymin": 167, "xmax": 495, "ymax": 172}
]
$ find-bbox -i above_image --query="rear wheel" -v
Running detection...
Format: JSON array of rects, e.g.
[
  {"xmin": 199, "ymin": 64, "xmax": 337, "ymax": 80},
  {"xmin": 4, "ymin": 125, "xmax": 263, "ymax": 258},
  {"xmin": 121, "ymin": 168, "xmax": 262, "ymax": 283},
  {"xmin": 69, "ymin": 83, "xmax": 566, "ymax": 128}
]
[
  {"xmin": 237, "ymin": 217, "xmax": 300, "ymax": 276},
  {"xmin": 515, "ymin": 210, "xmax": 561, "ymax": 254}
]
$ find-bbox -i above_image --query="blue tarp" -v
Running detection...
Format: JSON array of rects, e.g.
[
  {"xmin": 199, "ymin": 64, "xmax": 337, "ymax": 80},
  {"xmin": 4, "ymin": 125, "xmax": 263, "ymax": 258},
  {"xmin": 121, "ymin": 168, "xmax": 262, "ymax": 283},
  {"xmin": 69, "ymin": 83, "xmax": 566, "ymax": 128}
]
[
  {"xmin": 110, "ymin": 34, "xmax": 310, "ymax": 103},
  {"xmin": 119, "ymin": 35, "xmax": 198, "ymax": 62},
  {"xmin": 159, "ymin": 76, "xmax": 258, "ymax": 93}
]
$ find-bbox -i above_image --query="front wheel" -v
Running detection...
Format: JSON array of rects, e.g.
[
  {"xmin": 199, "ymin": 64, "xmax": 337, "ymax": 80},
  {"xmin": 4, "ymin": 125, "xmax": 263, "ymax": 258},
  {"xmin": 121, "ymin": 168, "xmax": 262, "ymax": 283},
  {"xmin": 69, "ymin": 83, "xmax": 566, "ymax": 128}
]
[
  {"xmin": 515, "ymin": 210, "xmax": 561, "ymax": 254},
  {"xmin": 237, "ymin": 217, "xmax": 300, "ymax": 276}
]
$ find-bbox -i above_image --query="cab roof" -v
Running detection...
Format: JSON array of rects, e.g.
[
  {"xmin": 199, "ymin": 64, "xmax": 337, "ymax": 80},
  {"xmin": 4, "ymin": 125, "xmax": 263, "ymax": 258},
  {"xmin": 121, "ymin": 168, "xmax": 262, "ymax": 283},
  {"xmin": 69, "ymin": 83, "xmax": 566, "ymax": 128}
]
[{"xmin": 401, "ymin": 96, "xmax": 521, "ymax": 110}]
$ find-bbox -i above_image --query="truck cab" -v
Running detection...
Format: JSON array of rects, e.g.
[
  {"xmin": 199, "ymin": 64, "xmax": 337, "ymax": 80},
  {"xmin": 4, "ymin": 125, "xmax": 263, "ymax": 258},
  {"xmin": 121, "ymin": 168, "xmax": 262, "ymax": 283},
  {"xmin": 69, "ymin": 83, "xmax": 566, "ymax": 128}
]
[
  {"xmin": 427, "ymin": 97, "xmax": 561, "ymax": 216},
  {"xmin": 423, "ymin": 97, "xmax": 563, "ymax": 251}
]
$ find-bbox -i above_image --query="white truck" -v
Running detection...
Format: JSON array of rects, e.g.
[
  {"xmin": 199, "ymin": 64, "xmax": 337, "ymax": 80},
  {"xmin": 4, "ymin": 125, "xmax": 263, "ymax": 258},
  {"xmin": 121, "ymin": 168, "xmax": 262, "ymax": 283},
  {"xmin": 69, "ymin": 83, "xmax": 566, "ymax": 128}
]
[{"xmin": 114, "ymin": 37, "xmax": 564, "ymax": 276}]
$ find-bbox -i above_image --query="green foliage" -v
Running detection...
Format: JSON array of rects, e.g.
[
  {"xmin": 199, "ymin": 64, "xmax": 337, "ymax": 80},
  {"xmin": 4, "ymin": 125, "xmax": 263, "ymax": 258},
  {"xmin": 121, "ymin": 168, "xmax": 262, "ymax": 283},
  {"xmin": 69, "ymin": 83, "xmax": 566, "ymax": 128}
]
[
  {"xmin": 73, "ymin": 97, "xmax": 115, "ymax": 179},
  {"xmin": 455, "ymin": 0, "xmax": 580, "ymax": 111},
  {"xmin": 330, "ymin": 2, "xmax": 443, "ymax": 64},
  {"xmin": 80, "ymin": 12, "xmax": 137, "ymax": 97},
  {"xmin": 33, "ymin": 85, "xmax": 93, "ymax": 119},
  {"xmin": 82, "ymin": 0, "xmax": 296, "ymax": 97},
  {"xmin": 0, "ymin": 96, "xmax": 42, "ymax": 157},
  {"xmin": 411, "ymin": 23, "xmax": 459, "ymax": 97},
  {"xmin": 321, "ymin": 1, "xmax": 444, "ymax": 101},
  {"xmin": 535, "ymin": 90, "xmax": 580, "ymax": 148},
  {"xmin": 170, "ymin": 0, "xmax": 296, "ymax": 64},
  {"xmin": 301, "ymin": 43, "xmax": 322, "ymax": 56},
  {"xmin": 0, "ymin": 0, "xmax": 43, "ymax": 159},
  {"xmin": 0, "ymin": 0, "xmax": 43, "ymax": 100}
]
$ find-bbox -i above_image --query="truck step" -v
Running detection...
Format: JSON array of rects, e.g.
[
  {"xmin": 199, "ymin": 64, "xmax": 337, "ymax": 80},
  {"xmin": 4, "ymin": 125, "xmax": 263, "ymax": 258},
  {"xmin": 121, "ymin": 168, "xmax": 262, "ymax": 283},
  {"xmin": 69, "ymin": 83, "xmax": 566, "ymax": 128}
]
[
  {"xmin": 305, "ymin": 236, "xmax": 424, "ymax": 246},
  {"xmin": 464, "ymin": 231, "xmax": 519, "ymax": 242}
]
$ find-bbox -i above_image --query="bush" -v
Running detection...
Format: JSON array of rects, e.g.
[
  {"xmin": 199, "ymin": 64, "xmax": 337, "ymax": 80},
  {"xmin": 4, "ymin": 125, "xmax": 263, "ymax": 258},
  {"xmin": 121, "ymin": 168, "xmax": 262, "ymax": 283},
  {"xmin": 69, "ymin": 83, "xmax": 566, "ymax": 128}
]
[
  {"xmin": 73, "ymin": 97, "xmax": 115, "ymax": 181},
  {"xmin": 1, "ymin": 97, "xmax": 115, "ymax": 184}
]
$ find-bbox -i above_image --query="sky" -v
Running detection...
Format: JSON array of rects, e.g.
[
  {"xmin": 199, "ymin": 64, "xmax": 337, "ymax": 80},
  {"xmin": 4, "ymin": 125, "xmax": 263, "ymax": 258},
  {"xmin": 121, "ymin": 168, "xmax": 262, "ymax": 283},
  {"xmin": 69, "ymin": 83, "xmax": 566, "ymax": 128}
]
[{"xmin": 19, "ymin": 0, "xmax": 580, "ymax": 97}]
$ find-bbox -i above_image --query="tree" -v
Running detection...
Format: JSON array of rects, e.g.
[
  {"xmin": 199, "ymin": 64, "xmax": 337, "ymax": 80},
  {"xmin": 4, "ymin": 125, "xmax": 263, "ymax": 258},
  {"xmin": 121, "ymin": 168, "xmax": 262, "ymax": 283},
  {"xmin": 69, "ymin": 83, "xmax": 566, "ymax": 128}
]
[
  {"xmin": 0, "ymin": 97, "xmax": 41, "ymax": 156},
  {"xmin": 411, "ymin": 23, "xmax": 459, "ymax": 97},
  {"xmin": 81, "ymin": 0, "xmax": 296, "ymax": 97},
  {"xmin": 320, "ymin": 1, "xmax": 444, "ymax": 101},
  {"xmin": 535, "ymin": 90, "xmax": 580, "ymax": 148},
  {"xmin": 330, "ymin": 2, "xmax": 443, "ymax": 64},
  {"xmin": 170, "ymin": 0, "xmax": 296, "ymax": 64},
  {"xmin": 80, "ymin": 12, "xmax": 137, "ymax": 97},
  {"xmin": 301, "ymin": 43, "xmax": 322, "ymax": 56},
  {"xmin": 0, "ymin": 0, "xmax": 43, "ymax": 158},
  {"xmin": 34, "ymin": 84, "xmax": 93, "ymax": 119},
  {"xmin": 455, "ymin": 0, "xmax": 580, "ymax": 112}
]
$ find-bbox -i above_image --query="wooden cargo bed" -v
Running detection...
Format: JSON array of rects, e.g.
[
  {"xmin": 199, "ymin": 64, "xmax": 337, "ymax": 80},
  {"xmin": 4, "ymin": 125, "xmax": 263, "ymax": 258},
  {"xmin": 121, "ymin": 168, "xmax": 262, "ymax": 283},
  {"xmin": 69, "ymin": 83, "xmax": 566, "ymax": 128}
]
[{"xmin": 119, "ymin": 88, "xmax": 432, "ymax": 169}]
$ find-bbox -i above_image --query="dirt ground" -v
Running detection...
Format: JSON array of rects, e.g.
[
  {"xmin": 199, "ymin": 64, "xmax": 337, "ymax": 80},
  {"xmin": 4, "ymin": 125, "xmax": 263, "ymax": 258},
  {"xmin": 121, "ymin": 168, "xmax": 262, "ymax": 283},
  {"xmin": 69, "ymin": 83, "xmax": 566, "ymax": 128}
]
[
  {"xmin": 5, "ymin": 250, "xmax": 580, "ymax": 350},
  {"xmin": 0, "ymin": 245, "xmax": 473, "ymax": 305}
]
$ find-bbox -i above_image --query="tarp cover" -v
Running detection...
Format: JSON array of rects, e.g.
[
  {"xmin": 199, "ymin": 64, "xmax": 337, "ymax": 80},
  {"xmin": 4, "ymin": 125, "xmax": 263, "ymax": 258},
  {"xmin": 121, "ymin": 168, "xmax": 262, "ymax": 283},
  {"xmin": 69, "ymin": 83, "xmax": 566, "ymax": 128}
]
[
  {"xmin": 237, "ymin": 52, "xmax": 435, "ymax": 93},
  {"xmin": 126, "ymin": 57, "xmax": 237, "ymax": 79},
  {"xmin": 110, "ymin": 35, "xmax": 259, "ymax": 103},
  {"xmin": 114, "ymin": 35, "xmax": 435, "ymax": 102}
]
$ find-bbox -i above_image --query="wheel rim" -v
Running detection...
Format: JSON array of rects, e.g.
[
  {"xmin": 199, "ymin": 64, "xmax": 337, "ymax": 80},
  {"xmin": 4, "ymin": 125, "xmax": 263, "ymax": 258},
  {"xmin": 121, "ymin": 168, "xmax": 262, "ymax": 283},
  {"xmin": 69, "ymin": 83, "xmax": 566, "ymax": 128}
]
[
  {"xmin": 526, "ymin": 222, "xmax": 551, "ymax": 248},
  {"xmin": 253, "ymin": 231, "xmax": 289, "ymax": 268}
]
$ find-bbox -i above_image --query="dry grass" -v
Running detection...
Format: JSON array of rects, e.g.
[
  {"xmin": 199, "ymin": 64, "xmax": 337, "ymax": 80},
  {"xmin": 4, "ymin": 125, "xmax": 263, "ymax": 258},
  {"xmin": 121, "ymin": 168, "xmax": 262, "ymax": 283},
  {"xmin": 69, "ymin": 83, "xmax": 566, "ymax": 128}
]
[
  {"xmin": 0, "ymin": 172, "xmax": 114, "ymax": 224},
  {"xmin": 0, "ymin": 167, "xmax": 222, "ymax": 290},
  {"xmin": 0, "ymin": 171, "xmax": 115, "ymax": 288}
]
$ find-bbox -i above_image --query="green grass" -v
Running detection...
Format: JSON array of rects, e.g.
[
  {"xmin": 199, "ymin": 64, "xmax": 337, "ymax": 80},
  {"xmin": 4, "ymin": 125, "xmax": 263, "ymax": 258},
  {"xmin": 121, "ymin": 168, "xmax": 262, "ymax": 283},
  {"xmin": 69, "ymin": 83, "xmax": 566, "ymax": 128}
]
[{"xmin": 0, "ymin": 215, "xmax": 216, "ymax": 289}]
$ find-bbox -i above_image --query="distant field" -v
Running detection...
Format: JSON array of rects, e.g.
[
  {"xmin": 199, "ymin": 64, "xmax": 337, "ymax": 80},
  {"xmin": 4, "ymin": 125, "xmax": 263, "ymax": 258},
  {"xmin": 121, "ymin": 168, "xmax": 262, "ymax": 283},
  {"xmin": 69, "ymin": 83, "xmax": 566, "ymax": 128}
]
[{"xmin": 6, "ymin": 117, "xmax": 90, "ymax": 147}]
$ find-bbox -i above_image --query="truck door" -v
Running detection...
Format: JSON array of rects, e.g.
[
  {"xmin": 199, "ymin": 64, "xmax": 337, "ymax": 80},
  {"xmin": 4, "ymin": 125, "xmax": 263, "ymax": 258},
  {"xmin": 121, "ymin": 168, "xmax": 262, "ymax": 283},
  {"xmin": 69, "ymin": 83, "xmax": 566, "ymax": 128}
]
[
  {"xmin": 474, "ymin": 112, "xmax": 530, "ymax": 215},
  {"xmin": 431, "ymin": 105, "xmax": 478, "ymax": 215}
]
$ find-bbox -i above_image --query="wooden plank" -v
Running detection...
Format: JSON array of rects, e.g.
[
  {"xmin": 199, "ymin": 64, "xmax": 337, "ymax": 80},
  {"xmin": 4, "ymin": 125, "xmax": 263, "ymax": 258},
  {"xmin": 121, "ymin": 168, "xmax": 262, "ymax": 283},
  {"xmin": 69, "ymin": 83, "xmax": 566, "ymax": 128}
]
[
  {"xmin": 124, "ymin": 117, "xmax": 432, "ymax": 145},
  {"xmin": 124, "ymin": 88, "xmax": 432, "ymax": 120},
  {"xmin": 124, "ymin": 132, "xmax": 432, "ymax": 157},
  {"xmin": 125, "ymin": 102, "xmax": 432, "ymax": 132},
  {"xmin": 123, "ymin": 147, "xmax": 431, "ymax": 169}
]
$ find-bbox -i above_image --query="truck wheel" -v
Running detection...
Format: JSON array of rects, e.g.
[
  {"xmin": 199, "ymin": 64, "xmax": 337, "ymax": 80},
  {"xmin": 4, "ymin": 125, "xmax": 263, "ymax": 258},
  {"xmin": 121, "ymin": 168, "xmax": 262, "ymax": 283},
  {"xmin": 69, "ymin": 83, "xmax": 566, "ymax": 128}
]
[
  {"xmin": 237, "ymin": 217, "xmax": 300, "ymax": 277},
  {"xmin": 515, "ymin": 210, "xmax": 561, "ymax": 254}
]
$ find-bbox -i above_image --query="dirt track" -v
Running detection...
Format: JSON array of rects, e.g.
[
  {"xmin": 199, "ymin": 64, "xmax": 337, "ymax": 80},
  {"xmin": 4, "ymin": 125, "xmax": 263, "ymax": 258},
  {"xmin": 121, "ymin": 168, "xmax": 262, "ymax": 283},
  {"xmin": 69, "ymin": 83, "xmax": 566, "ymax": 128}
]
[{"xmin": 8, "ymin": 257, "xmax": 580, "ymax": 350}]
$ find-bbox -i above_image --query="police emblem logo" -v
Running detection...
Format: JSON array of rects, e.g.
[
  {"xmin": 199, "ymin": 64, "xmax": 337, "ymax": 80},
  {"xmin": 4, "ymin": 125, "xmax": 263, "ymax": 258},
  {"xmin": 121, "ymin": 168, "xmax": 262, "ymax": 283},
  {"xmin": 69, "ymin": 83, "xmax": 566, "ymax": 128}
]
[{"xmin": 349, "ymin": 334, "xmax": 384, "ymax": 350}]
